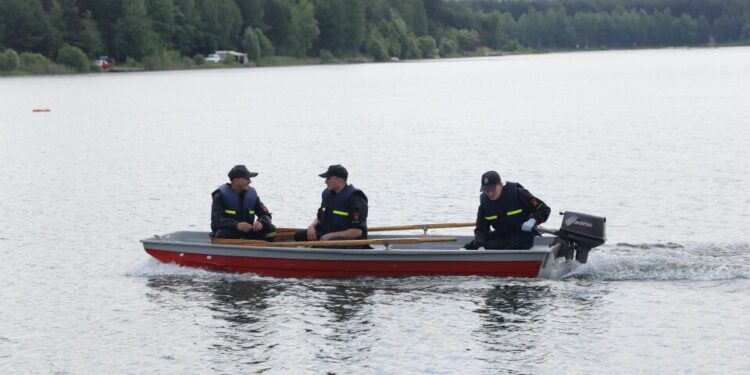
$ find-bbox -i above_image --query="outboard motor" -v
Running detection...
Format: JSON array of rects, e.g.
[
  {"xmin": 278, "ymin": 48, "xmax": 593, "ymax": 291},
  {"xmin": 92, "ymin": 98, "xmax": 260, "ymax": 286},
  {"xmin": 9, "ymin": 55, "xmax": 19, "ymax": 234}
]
[{"xmin": 539, "ymin": 211, "xmax": 606, "ymax": 263}]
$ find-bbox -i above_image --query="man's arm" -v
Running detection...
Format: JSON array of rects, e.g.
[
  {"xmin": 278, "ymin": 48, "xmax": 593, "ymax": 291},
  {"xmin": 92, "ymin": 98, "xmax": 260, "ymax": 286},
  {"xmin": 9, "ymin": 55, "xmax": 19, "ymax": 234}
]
[
  {"xmin": 255, "ymin": 197, "xmax": 272, "ymax": 224},
  {"xmin": 473, "ymin": 206, "xmax": 490, "ymax": 246},
  {"xmin": 519, "ymin": 187, "xmax": 551, "ymax": 224}
]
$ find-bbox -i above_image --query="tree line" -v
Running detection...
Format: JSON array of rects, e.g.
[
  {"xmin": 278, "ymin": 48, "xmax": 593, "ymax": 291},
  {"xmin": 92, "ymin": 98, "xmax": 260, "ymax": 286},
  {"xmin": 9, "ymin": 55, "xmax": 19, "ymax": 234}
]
[{"xmin": 1, "ymin": 0, "xmax": 749, "ymax": 73}]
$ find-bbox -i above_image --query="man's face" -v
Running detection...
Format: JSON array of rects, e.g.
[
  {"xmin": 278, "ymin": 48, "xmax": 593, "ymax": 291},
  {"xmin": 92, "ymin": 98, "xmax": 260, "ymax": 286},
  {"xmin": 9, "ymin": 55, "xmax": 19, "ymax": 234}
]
[
  {"xmin": 325, "ymin": 176, "xmax": 345, "ymax": 191},
  {"xmin": 483, "ymin": 183, "xmax": 503, "ymax": 200},
  {"xmin": 231, "ymin": 177, "xmax": 251, "ymax": 191}
]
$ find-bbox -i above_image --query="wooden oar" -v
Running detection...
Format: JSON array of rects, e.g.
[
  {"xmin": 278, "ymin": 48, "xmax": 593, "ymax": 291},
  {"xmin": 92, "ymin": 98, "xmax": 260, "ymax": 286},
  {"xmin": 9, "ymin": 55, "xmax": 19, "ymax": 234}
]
[
  {"xmin": 212, "ymin": 236, "xmax": 457, "ymax": 248},
  {"xmin": 366, "ymin": 222, "xmax": 475, "ymax": 232},
  {"xmin": 275, "ymin": 222, "xmax": 475, "ymax": 234}
]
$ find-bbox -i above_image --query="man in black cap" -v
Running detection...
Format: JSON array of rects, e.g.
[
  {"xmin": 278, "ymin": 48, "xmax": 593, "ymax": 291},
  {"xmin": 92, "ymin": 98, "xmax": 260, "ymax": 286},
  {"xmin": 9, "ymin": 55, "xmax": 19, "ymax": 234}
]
[
  {"xmin": 211, "ymin": 165, "xmax": 276, "ymax": 240},
  {"xmin": 294, "ymin": 164, "xmax": 369, "ymax": 245},
  {"xmin": 465, "ymin": 171, "xmax": 550, "ymax": 250}
]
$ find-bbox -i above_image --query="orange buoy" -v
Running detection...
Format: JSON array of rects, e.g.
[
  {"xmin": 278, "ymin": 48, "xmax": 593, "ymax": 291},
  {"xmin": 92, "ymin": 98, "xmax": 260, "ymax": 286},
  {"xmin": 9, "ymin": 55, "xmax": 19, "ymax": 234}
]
[{"xmin": 32, "ymin": 108, "xmax": 51, "ymax": 112}]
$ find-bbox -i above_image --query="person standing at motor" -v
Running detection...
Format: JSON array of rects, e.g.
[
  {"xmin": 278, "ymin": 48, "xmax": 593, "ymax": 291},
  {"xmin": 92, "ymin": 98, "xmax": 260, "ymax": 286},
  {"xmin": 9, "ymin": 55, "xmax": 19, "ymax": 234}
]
[
  {"xmin": 295, "ymin": 164, "xmax": 368, "ymax": 243},
  {"xmin": 466, "ymin": 171, "xmax": 550, "ymax": 250},
  {"xmin": 211, "ymin": 165, "xmax": 276, "ymax": 241}
]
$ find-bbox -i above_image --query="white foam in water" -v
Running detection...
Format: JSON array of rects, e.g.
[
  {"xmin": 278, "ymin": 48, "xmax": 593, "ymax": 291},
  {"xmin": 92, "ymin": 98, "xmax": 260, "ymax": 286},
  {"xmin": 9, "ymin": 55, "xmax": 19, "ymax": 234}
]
[
  {"xmin": 126, "ymin": 257, "xmax": 270, "ymax": 282},
  {"xmin": 558, "ymin": 242, "xmax": 750, "ymax": 281}
]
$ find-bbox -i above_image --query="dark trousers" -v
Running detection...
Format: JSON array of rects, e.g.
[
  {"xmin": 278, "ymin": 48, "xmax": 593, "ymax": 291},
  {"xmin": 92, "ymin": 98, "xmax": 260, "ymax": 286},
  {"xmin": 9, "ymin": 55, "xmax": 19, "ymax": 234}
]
[
  {"xmin": 213, "ymin": 223, "xmax": 277, "ymax": 241},
  {"xmin": 294, "ymin": 229, "xmax": 312, "ymax": 242}
]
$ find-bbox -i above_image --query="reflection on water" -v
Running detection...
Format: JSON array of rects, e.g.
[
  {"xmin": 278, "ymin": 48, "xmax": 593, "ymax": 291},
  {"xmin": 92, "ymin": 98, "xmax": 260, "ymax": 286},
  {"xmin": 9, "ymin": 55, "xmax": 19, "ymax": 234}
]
[
  {"xmin": 209, "ymin": 280, "xmax": 277, "ymax": 324},
  {"xmin": 142, "ymin": 275, "xmax": 613, "ymax": 372},
  {"xmin": 479, "ymin": 284, "xmax": 551, "ymax": 326}
]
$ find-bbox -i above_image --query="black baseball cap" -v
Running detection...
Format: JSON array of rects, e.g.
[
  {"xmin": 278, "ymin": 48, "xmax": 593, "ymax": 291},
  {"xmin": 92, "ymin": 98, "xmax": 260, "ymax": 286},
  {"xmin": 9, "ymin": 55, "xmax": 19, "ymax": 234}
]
[
  {"xmin": 318, "ymin": 164, "xmax": 348, "ymax": 179},
  {"xmin": 228, "ymin": 165, "xmax": 258, "ymax": 179},
  {"xmin": 480, "ymin": 170, "xmax": 501, "ymax": 192}
]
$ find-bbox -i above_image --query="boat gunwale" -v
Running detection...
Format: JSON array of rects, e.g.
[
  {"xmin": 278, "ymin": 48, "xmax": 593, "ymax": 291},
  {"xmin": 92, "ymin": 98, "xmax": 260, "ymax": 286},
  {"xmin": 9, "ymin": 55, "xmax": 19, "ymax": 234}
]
[{"xmin": 140, "ymin": 232, "xmax": 555, "ymax": 258}]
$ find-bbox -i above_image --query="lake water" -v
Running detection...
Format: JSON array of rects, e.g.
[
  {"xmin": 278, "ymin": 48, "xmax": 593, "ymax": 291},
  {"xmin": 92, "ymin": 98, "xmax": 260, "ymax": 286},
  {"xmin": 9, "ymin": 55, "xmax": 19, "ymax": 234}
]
[{"xmin": 1, "ymin": 47, "xmax": 749, "ymax": 374}]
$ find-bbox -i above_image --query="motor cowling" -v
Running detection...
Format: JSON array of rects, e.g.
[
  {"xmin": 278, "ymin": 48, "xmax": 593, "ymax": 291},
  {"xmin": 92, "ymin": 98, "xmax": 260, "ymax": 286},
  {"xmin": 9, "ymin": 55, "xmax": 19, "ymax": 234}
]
[{"xmin": 552, "ymin": 211, "xmax": 606, "ymax": 263}]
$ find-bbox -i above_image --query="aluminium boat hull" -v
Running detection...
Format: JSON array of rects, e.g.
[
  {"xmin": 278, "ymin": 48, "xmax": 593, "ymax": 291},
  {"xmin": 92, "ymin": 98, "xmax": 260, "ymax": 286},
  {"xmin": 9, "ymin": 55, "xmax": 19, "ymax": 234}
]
[{"xmin": 141, "ymin": 231, "xmax": 560, "ymax": 278}]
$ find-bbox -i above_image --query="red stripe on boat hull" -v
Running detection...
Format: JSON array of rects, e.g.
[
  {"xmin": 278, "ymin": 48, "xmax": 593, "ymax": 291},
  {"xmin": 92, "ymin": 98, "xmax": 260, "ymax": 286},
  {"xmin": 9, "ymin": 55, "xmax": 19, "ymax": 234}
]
[{"xmin": 145, "ymin": 248, "xmax": 543, "ymax": 278}]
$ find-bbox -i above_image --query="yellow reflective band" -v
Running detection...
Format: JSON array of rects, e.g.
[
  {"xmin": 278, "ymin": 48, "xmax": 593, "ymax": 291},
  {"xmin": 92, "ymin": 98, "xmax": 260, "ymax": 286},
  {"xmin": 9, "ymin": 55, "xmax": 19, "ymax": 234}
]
[
  {"xmin": 484, "ymin": 215, "xmax": 498, "ymax": 221},
  {"xmin": 333, "ymin": 210, "xmax": 349, "ymax": 216},
  {"xmin": 320, "ymin": 207, "xmax": 326, "ymax": 211},
  {"xmin": 224, "ymin": 209, "xmax": 236, "ymax": 215},
  {"xmin": 248, "ymin": 210, "xmax": 255, "ymax": 214},
  {"xmin": 507, "ymin": 209, "xmax": 523, "ymax": 216}
]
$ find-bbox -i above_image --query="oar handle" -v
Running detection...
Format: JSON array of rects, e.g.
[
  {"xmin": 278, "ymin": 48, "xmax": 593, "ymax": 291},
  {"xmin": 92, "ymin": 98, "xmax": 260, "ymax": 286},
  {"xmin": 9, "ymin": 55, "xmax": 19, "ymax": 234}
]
[
  {"xmin": 213, "ymin": 237, "xmax": 457, "ymax": 248},
  {"xmin": 536, "ymin": 226, "xmax": 558, "ymax": 236},
  {"xmin": 369, "ymin": 222, "xmax": 475, "ymax": 232},
  {"xmin": 275, "ymin": 222, "xmax": 475, "ymax": 235}
]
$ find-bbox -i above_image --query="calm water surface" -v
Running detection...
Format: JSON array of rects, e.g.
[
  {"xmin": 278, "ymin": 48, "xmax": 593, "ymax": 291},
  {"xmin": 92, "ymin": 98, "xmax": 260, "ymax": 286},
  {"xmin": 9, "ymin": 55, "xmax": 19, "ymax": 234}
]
[{"xmin": 1, "ymin": 47, "xmax": 749, "ymax": 374}]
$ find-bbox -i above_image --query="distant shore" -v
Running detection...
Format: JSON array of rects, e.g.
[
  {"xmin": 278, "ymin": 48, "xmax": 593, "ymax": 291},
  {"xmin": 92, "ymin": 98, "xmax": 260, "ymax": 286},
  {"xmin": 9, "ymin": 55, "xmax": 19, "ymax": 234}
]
[{"xmin": 2, "ymin": 43, "xmax": 747, "ymax": 78}]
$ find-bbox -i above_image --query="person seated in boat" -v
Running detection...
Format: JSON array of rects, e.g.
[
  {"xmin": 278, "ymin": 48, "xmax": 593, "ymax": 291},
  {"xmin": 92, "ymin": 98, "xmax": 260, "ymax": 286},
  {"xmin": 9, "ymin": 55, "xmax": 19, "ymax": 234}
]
[
  {"xmin": 465, "ymin": 171, "xmax": 550, "ymax": 250},
  {"xmin": 211, "ymin": 165, "xmax": 276, "ymax": 241},
  {"xmin": 294, "ymin": 164, "xmax": 368, "ymax": 245}
]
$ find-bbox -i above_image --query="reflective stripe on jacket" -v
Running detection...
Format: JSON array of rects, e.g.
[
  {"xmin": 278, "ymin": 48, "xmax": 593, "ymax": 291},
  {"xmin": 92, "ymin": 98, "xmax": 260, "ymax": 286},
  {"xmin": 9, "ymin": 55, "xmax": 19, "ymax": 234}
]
[
  {"xmin": 479, "ymin": 182, "xmax": 534, "ymax": 249},
  {"xmin": 317, "ymin": 184, "xmax": 367, "ymax": 239},
  {"xmin": 218, "ymin": 184, "xmax": 258, "ymax": 223}
]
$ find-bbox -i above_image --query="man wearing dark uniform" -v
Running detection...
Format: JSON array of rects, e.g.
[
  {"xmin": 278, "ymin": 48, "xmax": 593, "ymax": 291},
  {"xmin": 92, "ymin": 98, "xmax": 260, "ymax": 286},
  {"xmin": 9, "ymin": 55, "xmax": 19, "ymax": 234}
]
[
  {"xmin": 211, "ymin": 165, "xmax": 276, "ymax": 241},
  {"xmin": 294, "ymin": 164, "xmax": 368, "ymax": 245},
  {"xmin": 466, "ymin": 170, "xmax": 550, "ymax": 250}
]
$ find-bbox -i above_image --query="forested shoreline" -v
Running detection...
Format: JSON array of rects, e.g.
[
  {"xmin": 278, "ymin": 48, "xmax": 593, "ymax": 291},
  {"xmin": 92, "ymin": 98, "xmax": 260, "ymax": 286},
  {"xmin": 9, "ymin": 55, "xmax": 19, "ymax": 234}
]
[{"xmin": 1, "ymin": 0, "xmax": 749, "ymax": 74}]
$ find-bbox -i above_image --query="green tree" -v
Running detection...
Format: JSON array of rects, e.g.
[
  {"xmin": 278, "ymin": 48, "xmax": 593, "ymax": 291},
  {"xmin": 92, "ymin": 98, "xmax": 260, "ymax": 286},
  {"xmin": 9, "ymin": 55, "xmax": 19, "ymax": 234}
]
[
  {"xmin": 454, "ymin": 28, "xmax": 480, "ymax": 52},
  {"xmin": 243, "ymin": 27, "xmax": 261, "ymax": 61},
  {"xmin": 439, "ymin": 37, "xmax": 457, "ymax": 56},
  {"xmin": 314, "ymin": 0, "xmax": 365, "ymax": 55},
  {"xmin": 237, "ymin": 0, "xmax": 266, "ymax": 30},
  {"xmin": 396, "ymin": 0, "xmax": 428, "ymax": 35},
  {"xmin": 0, "ymin": 48, "xmax": 21, "ymax": 71},
  {"xmin": 517, "ymin": 8, "xmax": 545, "ymax": 48},
  {"xmin": 56, "ymin": 44, "xmax": 90, "ymax": 72},
  {"xmin": 173, "ymin": 0, "xmax": 201, "ymax": 55},
  {"xmin": 19, "ymin": 52, "xmax": 55, "ymax": 73},
  {"xmin": 417, "ymin": 35, "xmax": 437, "ymax": 58},
  {"xmin": 256, "ymin": 28, "xmax": 276, "ymax": 57},
  {"xmin": 286, "ymin": 0, "xmax": 320, "ymax": 57},
  {"xmin": 87, "ymin": 0, "xmax": 126, "ymax": 52},
  {"xmin": 146, "ymin": 0, "xmax": 177, "ymax": 48},
  {"xmin": 264, "ymin": 0, "xmax": 291, "ymax": 50},
  {"xmin": 47, "ymin": 0, "xmax": 66, "ymax": 56},
  {"xmin": 405, "ymin": 33, "xmax": 422, "ymax": 58},
  {"xmin": 493, "ymin": 12, "xmax": 517, "ymax": 50},
  {"xmin": 713, "ymin": 12, "xmax": 742, "ymax": 42},
  {"xmin": 0, "ymin": 0, "xmax": 56, "ymax": 55},
  {"xmin": 113, "ymin": 0, "xmax": 159, "ymax": 60},
  {"xmin": 367, "ymin": 29, "xmax": 389, "ymax": 61},
  {"xmin": 79, "ymin": 11, "xmax": 105, "ymax": 57},
  {"xmin": 196, "ymin": 0, "xmax": 243, "ymax": 51}
]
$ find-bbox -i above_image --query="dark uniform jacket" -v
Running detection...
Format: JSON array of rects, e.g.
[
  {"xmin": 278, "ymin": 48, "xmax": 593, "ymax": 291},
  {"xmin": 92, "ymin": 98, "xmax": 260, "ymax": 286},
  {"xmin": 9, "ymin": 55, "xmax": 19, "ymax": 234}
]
[
  {"xmin": 474, "ymin": 182, "xmax": 550, "ymax": 249},
  {"xmin": 211, "ymin": 184, "xmax": 272, "ymax": 233},
  {"xmin": 316, "ymin": 184, "xmax": 368, "ymax": 239}
]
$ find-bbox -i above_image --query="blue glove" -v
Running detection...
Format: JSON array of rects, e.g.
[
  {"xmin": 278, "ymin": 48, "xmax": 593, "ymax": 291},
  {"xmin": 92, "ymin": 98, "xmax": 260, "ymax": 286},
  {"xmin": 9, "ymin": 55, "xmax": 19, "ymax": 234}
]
[{"xmin": 521, "ymin": 218, "xmax": 537, "ymax": 232}]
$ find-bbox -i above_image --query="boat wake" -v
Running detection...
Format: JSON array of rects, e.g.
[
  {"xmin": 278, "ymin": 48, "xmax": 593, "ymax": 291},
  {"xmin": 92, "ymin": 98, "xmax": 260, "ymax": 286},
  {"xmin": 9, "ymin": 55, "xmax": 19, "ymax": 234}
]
[
  {"xmin": 545, "ymin": 241, "xmax": 750, "ymax": 281},
  {"xmin": 126, "ymin": 257, "xmax": 269, "ymax": 281}
]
